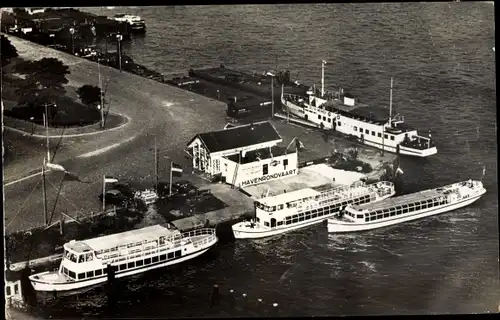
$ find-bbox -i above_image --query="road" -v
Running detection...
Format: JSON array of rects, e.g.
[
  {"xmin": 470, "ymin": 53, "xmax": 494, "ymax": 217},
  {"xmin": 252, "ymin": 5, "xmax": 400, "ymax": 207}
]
[{"xmin": 3, "ymin": 35, "xmax": 229, "ymax": 233}]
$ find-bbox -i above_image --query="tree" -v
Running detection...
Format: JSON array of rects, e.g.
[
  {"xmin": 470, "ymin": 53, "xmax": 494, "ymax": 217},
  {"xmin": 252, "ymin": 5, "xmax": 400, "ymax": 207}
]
[
  {"xmin": 1, "ymin": 35, "xmax": 19, "ymax": 66},
  {"xmin": 14, "ymin": 57, "xmax": 70, "ymax": 106},
  {"xmin": 76, "ymin": 85, "xmax": 102, "ymax": 107}
]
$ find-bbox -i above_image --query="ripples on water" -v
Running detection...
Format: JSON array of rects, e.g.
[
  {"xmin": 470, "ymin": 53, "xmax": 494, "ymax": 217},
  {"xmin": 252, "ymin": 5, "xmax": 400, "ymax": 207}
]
[{"xmin": 39, "ymin": 3, "xmax": 499, "ymax": 316}]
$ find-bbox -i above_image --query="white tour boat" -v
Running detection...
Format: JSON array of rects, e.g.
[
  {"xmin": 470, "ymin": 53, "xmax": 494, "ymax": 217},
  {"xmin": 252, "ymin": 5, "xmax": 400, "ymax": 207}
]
[
  {"xmin": 29, "ymin": 225, "xmax": 217, "ymax": 292},
  {"xmin": 327, "ymin": 179, "xmax": 486, "ymax": 233},
  {"xmin": 111, "ymin": 14, "xmax": 146, "ymax": 31},
  {"xmin": 232, "ymin": 181, "xmax": 395, "ymax": 239},
  {"xmin": 281, "ymin": 65, "xmax": 437, "ymax": 158}
]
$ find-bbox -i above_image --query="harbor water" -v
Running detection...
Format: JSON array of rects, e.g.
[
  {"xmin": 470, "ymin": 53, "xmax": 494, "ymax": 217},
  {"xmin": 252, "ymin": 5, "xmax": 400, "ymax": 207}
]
[{"xmin": 31, "ymin": 3, "xmax": 497, "ymax": 316}]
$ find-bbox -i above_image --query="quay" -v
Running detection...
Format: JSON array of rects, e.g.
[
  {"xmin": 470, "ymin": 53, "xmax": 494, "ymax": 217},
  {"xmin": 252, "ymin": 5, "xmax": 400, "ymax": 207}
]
[{"xmin": 3, "ymin": 33, "xmax": 397, "ymax": 271}]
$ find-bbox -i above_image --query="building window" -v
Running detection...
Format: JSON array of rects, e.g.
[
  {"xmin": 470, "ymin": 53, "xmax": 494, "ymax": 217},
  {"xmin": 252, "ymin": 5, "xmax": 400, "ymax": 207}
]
[
  {"xmin": 6, "ymin": 286, "xmax": 11, "ymax": 297},
  {"xmin": 353, "ymin": 126, "xmax": 357, "ymax": 131},
  {"xmin": 263, "ymin": 164, "xmax": 268, "ymax": 175},
  {"xmin": 359, "ymin": 127, "xmax": 363, "ymax": 132},
  {"xmin": 371, "ymin": 131, "xmax": 375, "ymax": 136},
  {"xmin": 283, "ymin": 159, "xmax": 288, "ymax": 170},
  {"xmin": 264, "ymin": 221, "xmax": 270, "ymax": 227},
  {"xmin": 323, "ymin": 116, "xmax": 326, "ymax": 121},
  {"xmin": 318, "ymin": 115, "xmax": 321, "ymax": 120},
  {"xmin": 327, "ymin": 118, "xmax": 331, "ymax": 123},
  {"xmin": 338, "ymin": 121, "xmax": 341, "ymax": 126},
  {"xmin": 377, "ymin": 132, "xmax": 381, "ymax": 137},
  {"xmin": 14, "ymin": 284, "xmax": 18, "ymax": 295},
  {"xmin": 384, "ymin": 134, "xmax": 388, "ymax": 139},
  {"xmin": 390, "ymin": 135, "xmax": 395, "ymax": 140}
]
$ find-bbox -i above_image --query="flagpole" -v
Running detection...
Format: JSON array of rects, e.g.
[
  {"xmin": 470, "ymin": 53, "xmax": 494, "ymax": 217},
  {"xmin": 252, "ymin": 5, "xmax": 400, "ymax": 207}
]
[
  {"xmin": 42, "ymin": 157, "xmax": 48, "ymax": 226},
  {"xmin": 154, "ymin": 137, "xmax": 158, "ymax": 193},
  {"xmin": 102, "ymin": 175, "xmax": 105, "ymax": 213},
  {"xmin": 169, "ymin": 161, "xmax": 173, "ymax": 197}
]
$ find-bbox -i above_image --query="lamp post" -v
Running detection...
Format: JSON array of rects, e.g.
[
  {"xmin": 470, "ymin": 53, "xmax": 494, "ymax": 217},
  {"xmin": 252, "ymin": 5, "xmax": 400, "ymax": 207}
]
[
  {"xmin": 97, "ymin": 58, "xmax": 105, "ymax": 129},
  {"xmin": 49, "ymin": 33, "xmax": 55, "ymax": 47},
  {"xmin": 116, "ymin": 33, "xmax": 123, "ymax": 72},
  {"xmin": 69, "ymin": 27, "xmax": 75, "ymax": 55},
  {"xmin": 266, "ymin": 72, "xmax": 276, "ymax": 119},
  {"xmin": 30, "ymin": 117, "xmax": 35, "ymax": 135}
]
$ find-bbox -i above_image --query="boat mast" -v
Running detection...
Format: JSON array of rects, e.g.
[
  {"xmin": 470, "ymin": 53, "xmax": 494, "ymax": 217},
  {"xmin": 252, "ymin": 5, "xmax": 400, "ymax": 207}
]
[
  {"xmin": 321, "ymin": 60, "xmax": 326, "ymax": 98},
  {"xmin": 389, "ymin": 77, "xmax": 393, "ymax": 127}
]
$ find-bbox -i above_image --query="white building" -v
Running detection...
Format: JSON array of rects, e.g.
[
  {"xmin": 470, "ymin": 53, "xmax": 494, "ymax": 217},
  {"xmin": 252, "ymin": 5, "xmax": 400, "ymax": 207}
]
[{"xmin": 187, "ymin": 121, "xmax": 298, "ymax": 188}]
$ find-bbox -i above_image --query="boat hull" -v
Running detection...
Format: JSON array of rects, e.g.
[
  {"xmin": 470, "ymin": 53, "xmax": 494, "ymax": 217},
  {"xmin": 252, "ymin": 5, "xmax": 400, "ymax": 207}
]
[
  {"xmin": 233, "ymin": 193, "xmax": 394, "ymax": 239},
  {"xmin": 233, "ymin": 215, "xmax": 327, "ymax": 239},
  {"xmin": 327, "ymin": 190, "xmax": 485, "ymax": 233},
  {"xmin": 30, "ymin": 245, "xmax": 214, "ymax": 292}
]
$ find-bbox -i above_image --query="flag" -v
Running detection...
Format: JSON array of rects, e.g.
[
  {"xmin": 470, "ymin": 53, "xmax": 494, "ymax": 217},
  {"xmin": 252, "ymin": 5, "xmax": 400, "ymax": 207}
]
[
  {"xmin": 396, "ymin": 167, "xmax": 404, "ymax": 175},
  {"xmin": 171, "ymin": 163, "xmax": 183, "ymax": 177},
  {"xmin": 46, "ymin": 162, "xmax": 66, "ymax": 172},
  {"xmin": 64, "ymin": 172, "xmax": 90, "ymax": 183},
  {"xmin": 104, "ymin": 177, "xmax": 118, "ymax": 183}
]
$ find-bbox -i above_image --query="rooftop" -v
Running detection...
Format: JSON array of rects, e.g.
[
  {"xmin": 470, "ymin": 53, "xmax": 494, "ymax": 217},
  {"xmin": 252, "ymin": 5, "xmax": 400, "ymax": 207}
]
[
  {"xmin": 226, "ymin": 145, "xmax": 292, "ymax": 164},
  {"xmin": 259, "ymin": 188, "xmax": 320, "ymax": 207},
  {"xmin": 188, "ymin": 121, "xmax": 282, "ymax": 153},
  {"xmin": 67, "ymin": 225, "xmax": 176, "ymax": 253},
  {"xmin": 350, "ymin": 189, "xmax": 443, "ymax": 212}
]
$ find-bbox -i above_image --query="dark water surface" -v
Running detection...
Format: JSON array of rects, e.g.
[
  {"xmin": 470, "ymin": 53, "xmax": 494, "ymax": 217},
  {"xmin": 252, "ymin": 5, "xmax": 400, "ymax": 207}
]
[{"xmin": 35, "ymin": 3, "xmax": 497, "ymax": 316}]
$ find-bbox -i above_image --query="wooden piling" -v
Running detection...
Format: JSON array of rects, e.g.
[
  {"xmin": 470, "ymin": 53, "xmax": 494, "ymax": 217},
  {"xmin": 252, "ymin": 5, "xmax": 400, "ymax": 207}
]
[{"xmin": 210, "ymin": 284, "xmax": 220, "ymax": 307}]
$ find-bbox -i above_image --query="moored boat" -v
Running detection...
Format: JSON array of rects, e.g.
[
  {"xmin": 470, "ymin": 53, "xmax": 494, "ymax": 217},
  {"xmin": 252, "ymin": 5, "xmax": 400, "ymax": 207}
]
[
  {"xmin": 281, "ymin": 62, "xmax": 437, "ymax": 158},
  {"xmin": 29, "ymin": 225, "xmax": 217, "ymax": 292},
  {"xmin": 111, "ymin": 14, "xmax": 146, "ymax": 32},
  {"xmin": 327, "ymin": 179, "xmax": 486, "ymax": 233},
  {"xmin": 232, "ymin": 181, "xmax": 395, "ymax": 239}
]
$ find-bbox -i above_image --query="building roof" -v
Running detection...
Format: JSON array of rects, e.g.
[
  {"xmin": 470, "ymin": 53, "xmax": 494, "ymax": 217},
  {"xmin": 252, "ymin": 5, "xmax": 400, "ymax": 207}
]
[
  {"xmin": 187, "ymin": 121, "xmax": 282, "ymax": 154},
  {"xmin": 259, "ymin": 188, "xmax": 320, "ymax": 207},
  {"xmin": 226, "ymin": 145, "xmax": 292, "ymax": 164},
  {"xmin": 66, "ymin": 225, "xmax": 177, "ymax": 253}
]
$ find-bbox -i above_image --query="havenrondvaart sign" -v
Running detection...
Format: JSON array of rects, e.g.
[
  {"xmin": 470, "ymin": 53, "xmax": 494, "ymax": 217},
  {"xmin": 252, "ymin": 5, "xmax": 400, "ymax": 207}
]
[{"xmin": 240, "ymin": 169, "xmax": 297, "ymax": 187}]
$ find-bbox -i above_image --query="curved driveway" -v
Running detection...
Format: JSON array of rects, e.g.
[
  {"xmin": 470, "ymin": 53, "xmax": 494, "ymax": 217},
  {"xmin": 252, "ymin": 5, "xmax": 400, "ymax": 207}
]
[{"xmin": 3, "ymin": 35, "xmax": 228, "ymax": 233}]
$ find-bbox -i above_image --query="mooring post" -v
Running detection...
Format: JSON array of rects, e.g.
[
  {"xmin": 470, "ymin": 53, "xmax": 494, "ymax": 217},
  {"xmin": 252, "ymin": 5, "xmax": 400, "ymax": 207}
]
[
  {"xmin": 210, "ymin": 284, "xmax": 220, "ymax": 307},
  {"xmin": 59, "ymin": 214, "xmax": 64, "ymax": 235}
]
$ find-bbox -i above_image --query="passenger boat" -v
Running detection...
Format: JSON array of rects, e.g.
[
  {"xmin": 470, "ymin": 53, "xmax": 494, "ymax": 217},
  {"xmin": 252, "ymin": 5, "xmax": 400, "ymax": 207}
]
[
  {"xmin": 327, "ymin": 180, "xmax": 486, "ymax": 233},
  {"xmin": 281, "ymin": 64, "xmax": 437, "ymax": 157},
  {"xmin": 232, "ymin": 181, "xmax": 395, "ymax": 239},
  {"xmin": 111, "ymin": 14, "xmax": 146, "ymax": 31},
  {"xmin": 29, "ymin": 225, "xmax": 217, "ymax": 292}
]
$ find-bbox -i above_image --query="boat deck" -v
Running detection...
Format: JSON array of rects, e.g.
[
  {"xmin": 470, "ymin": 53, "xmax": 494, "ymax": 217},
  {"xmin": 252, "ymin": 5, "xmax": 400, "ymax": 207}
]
[
  {"xmin": 67, "ymin": 225, "xmax": 178, "ymax": 253},
  {"xmin": 350, "ymin": 189, "xmax": 442, "ymax": 212}
]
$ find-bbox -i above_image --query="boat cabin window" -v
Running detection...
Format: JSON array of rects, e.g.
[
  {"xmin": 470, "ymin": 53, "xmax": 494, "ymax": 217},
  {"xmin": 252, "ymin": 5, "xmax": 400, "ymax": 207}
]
[
  {"xmin": 356, "ymin": 214, "xmax": 363, "ymax": 219},
  {"xmin": 68, "ymin": 271, "xmax": 76, "ymax": 279},
  {"xmin": 68, "ymin": 252, "xmax": 77, "ymax": 263},
  {"xmin": 278, "ymin": 204, "xmax": 284, "ymax": 210},
  {"xmin": 78, "ymin": 273, "xmax": 85, "ymax": 280},
  {"xmin": 95, "ymin": 269, "xmax": 103, "ymax": 276},
  {"xmin": 78, "ymin": 255, "xmax": 85, "ymax": 263},
  {"xmin": 278, "ymin": 221, "xmax": 283, "ymax": 226},
  {"xmin": 85, "ymin": 253, "xmax": 93, "ymax": 262}
]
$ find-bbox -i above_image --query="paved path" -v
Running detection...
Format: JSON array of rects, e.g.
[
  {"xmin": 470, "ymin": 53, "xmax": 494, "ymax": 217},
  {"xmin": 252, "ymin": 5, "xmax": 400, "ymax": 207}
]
[{"xmin": 3, "ymin": 35, "xmax": 229, "ymax": 233}]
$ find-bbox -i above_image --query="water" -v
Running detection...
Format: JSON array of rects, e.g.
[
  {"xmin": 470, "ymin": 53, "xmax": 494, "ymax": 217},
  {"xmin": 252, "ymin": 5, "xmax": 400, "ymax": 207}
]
[{"xmin": 35, "ymin": 3, "xmax": 497, "ymax": 316}]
